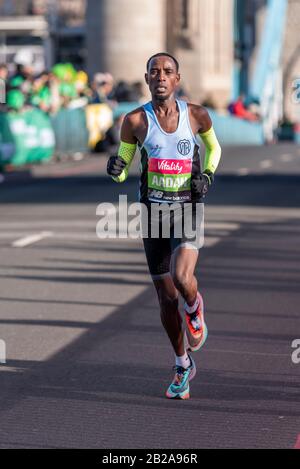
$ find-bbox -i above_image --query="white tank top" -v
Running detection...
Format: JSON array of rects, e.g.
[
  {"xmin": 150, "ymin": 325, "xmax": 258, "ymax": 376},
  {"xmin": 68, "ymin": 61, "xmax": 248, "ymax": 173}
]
[{"xmin": 139, "ymin": 99, "xmax": 201, "ymax": 203}]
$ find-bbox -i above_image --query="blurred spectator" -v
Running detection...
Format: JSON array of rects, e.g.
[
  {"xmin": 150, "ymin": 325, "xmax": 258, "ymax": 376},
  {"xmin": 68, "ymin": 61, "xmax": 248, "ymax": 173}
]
[
  {"xmin": 247, "ymin": 98, "xmax": 261, "ymax": 119},
  {"xmin": 0, "ymin": 64, "xmax": 8, "ymax": 82},
  {"xmin": 13, "ymin": 49, "xmax": 35, "ymax": 87},
  {"xmin": 2, "ymin": 56, "xmax": 152, "ymax": 116},
  {"xmin": 92, "ymin": 72, "xmax": 115, "ymax": 105},
  {"xmin": 175, "ymin": 84, "xmax": 189, "ymax": 102},
  {"xmin": 95, "ymin": 113, "xmax": 125, "ymax": 153},
  {"xmin": 228, "ymin": 94, "xmax": 260, "ymax": 122},
  {"xmin": 131, "ymin": 81, "xmax": 148, "ymax": 103},
  {"xmin": 201, "ymin": 94, "xmax": 218, "ymax": 110},
  {"xmin": 113, "ymin": 80, "xmax": 138, "ymax": 102},
  {"xmin": 30, "ymin": 70, "xmax": 52, "ymax": 112},
  {"xmin": 6, "ymin": 89, "xmax": 26, "ymax": 113}
]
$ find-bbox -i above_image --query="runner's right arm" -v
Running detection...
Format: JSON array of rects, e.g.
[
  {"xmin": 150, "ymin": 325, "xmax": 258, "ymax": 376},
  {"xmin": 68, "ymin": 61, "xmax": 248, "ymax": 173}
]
[{"xmin": 107, "ymin": 114, "xmax": 138, "ymax": 183}]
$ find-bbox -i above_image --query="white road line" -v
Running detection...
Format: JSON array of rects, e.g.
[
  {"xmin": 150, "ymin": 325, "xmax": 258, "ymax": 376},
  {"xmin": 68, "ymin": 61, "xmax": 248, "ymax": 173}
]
[
  {"xmin": 236, "ymin": 168, "xmax": 250, "ymax": 176},
  {"xmin": 0, "ymin": 221, "xmax": 96, "ymax": 228},
  {"xmin": 0, "ymin": 219, "xmax": 240, "ymax": 244},
  {"xmin": 260, "ymin": 159, "xmax": 272, "ymax": 168},
  {"xmin": 205, "ymin": 222, "xmax": 240, "ymax": 230},
  {"xmin": 12, "ymin": 231, "xmax": 53, "ymax": 248},
  {"xmin": 0, "ymin": 221, "xmax": 240, "ymax": 247},
  {"xmin": 0, "ymin": 221, "xmax": 240, "ymax": 230},
  {"xmin": 3, "ymin": 232, "xmax": 237, "ymax": 247},
  {"xmin": 280, "ymin": 153, "xmax": 294, "ymax": 162},
  {"xmin": 204, "ymin": 237, "xmax": 222, "ymax": 247}
]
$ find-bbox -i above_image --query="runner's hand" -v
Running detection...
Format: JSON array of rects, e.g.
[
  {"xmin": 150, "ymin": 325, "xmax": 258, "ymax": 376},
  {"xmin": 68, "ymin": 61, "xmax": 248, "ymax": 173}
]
[
  {"xmin": 191, "ymin": 173, "xmax": 211, "ymax": 199},
  {"xmin": 107, "ymin": 156, "xmax": 126, "ymax": 177}
]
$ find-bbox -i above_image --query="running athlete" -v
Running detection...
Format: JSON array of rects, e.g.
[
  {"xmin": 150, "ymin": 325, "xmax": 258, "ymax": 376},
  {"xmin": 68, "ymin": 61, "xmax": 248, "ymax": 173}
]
[{"xmin": 107, "ymin": 53, "xmax": 221, "ymax": 399}]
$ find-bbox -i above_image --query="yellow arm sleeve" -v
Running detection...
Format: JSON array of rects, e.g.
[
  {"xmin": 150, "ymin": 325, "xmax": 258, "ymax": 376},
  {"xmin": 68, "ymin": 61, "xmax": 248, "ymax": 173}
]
[
  {"xmin": 199, "ymin": 126, "xmax": 222, "ymax": 174},
  {"xmin": 112, "ymin": 141, "xmax": 137, "ymax": 183}
]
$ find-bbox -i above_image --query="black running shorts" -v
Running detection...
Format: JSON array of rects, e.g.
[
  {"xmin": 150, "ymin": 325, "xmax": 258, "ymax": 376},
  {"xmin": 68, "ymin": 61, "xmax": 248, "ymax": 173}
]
[{"xmin": 141, "ymin": 202, "xmax": 204, "ymax": 278}]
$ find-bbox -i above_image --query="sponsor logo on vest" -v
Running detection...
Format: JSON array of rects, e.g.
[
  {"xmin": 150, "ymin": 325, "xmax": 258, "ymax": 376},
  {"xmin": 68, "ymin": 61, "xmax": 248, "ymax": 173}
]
[
  {"xmin": 177, "ymin": 139, "xmax": 191, "ymax": 156},
  {"xmin": 149, "ymin": 190, "xmax": 164, "ymax": 199},
  {"xmin": 150, "ymin": 144, "xmax": 163, "ymax": 156},
  {"xmin": 157, "ymin": 160, "xmax": 183, "ymax": 174}
]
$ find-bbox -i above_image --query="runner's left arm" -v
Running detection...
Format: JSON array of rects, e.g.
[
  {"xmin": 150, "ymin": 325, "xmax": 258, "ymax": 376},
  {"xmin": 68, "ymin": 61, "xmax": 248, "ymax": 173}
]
[{"xmin": 197, "ymin": 108, "xmax": 222, "ymax": 184}]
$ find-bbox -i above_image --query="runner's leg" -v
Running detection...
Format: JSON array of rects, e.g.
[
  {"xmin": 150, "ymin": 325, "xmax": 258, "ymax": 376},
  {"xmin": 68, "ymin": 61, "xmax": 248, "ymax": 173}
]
[
  {"xmin": 152, "ymin": 274, "xmax": 185, "ymax": 357},
  {"xmin": 170, "ymin": 246, "xmax": 199, "ymax": 306}
]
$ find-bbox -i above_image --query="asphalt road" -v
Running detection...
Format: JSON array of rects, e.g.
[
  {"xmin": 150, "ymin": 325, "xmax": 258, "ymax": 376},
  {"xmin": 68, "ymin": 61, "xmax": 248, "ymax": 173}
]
[{"xmin": 0, "ymin": 143, "xmax": 299, "ymax": 449}]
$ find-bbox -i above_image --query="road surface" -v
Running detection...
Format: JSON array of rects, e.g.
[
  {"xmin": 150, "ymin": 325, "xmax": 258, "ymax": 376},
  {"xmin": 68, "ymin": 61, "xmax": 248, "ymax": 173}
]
[{"xmin": 0, "ymin": 143, "xmax": 299, "ymax": 449}]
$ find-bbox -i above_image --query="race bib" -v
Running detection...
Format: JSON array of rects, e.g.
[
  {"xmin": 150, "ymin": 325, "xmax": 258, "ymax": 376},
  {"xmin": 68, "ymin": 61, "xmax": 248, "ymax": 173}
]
[{"xmin": 148, "ymin": 158, "xmax": 192, "ymax": 203}]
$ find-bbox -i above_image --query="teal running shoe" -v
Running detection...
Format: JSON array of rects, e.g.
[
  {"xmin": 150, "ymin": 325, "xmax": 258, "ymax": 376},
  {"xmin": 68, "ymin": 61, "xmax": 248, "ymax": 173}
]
[{"xmin": 165, "ymin": 354, "xmax": 196, "ymax": 400}]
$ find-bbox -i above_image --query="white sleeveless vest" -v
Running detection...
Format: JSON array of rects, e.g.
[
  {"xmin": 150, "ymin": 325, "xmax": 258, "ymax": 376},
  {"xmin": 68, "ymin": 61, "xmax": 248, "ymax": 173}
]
[{"xmin": 139, "ymin": 99, "xmax": 201, "ymax": 203}]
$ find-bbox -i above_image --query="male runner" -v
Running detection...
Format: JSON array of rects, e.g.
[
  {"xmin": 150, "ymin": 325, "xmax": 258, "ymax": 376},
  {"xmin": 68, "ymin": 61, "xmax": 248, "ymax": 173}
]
[{"xmin": 107, "ymin": 53, "xmax": 221, "ymax": 399}]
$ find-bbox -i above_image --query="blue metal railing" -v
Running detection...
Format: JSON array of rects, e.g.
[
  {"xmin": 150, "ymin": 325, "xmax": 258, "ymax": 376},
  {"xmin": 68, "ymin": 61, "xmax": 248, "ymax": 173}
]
[{"xmin": 250, "ymin": 0, "xmax": 287, "ymax": 102}]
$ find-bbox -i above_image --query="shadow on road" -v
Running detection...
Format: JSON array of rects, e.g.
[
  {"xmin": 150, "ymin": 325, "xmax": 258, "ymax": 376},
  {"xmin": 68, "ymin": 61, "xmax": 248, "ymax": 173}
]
[{"xmin": 1, "ymin": 173, "xmax": 300, "ymax": 207}]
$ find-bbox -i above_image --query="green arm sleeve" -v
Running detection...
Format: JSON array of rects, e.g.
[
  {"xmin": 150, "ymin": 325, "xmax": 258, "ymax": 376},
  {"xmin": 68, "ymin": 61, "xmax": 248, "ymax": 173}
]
[
  {"xmin": 112, "ymin": 141, "xmax": 137, "ymax": 183},
  {"xmin": 199, "ymin": 126, "xmax": 222, "ymax": 174}
]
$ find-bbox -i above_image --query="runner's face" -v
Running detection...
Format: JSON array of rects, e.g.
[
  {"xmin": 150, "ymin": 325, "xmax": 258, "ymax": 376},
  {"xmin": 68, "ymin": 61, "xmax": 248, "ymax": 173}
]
[{"xmin": 145, "ymin": 57, "xmax": 180, "ymax": 100}]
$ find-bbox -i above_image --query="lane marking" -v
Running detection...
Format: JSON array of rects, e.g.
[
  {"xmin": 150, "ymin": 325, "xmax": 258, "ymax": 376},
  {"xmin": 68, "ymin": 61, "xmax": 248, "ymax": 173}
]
[
  {"xmin": 0, "ymin": 219, "xmax": 241, "ymax": 249},
  {"xmin": 1, "ymin": 232, "xmax": 235, "ymax": 247},
  {"xmin": 260, "ymin": 159, "xmax": 272, "ymax": 168},
  {"xmin": 205, "ymin": 222, "xmax": 240, "ymax": 230},
  {"xmin": 280, "ymin": 153, "xmax": 294, "ymax": 163},
  {"xmin": 0, "ymin": 221, "xmax": 97, "ymax": 228},
  {"xmin": 236, "ymin": 168, "xmax": 250, "ymax": 176},
  {"xmin": 204, "ymin": 237, "xmax": 222, "ymax": 247},
  {"xmin": 12, "ymin": 232, "xmax": 53, "ymax": 248},
  {"xmin": 0, "ymin": 221, "xmax": 240, "ymax": 230}
]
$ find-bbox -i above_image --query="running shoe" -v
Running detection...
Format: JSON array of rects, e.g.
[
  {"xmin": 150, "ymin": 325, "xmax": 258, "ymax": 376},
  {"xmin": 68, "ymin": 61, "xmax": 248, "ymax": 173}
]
[
  {"xmin": 165, "ymin": 354, "xmax": 196, "ymax": 399},
  {"xmin": 184, "ymin": 292, "xmax": 208, "ymax": 352}
]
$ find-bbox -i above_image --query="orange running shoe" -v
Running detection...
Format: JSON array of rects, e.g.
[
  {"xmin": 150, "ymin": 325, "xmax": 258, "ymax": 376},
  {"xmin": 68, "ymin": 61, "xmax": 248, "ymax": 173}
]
[{"xmin": 184, "ymin": 293, "xmax": 208, "ymax": 352}]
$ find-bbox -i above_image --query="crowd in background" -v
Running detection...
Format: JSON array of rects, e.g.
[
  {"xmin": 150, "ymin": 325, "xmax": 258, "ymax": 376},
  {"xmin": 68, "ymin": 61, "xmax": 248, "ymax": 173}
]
[
  {"xmin": 0, "ymin": 58, "xmax": 192, "ymax": 153},
  {"xmin": 0, "ymin": 58, "xmax": 149, "ymax": 115},
  {"xmin": 0, "ymin": 56, "xmax": 261, "ymax": 124}
]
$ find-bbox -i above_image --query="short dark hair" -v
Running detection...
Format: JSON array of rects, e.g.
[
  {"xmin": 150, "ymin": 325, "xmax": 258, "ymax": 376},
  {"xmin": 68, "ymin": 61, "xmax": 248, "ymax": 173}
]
[{"xmin": 146, "ymin": 53, "xmax": 179, "ymax": 72}]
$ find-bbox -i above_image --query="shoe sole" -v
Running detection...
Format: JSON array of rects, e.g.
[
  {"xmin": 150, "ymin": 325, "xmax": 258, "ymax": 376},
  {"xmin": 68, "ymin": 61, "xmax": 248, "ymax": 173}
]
[
  {"xmin": 185, "ymin": 323, "xmax": 208, "ymax": 352},
  {"xmin": 165, "ymin": 388, "xmax": 190, "ymax": 400},
  {"xmin": 188, "ymin": 355, "xmax": 196, "ymax": 381}
]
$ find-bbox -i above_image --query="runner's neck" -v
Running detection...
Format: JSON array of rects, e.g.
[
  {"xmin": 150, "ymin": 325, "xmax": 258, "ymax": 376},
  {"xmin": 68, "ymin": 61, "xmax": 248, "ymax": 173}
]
[{"xmin": 151, "ymin": 97, "xmax": 178, "ymax": 116}]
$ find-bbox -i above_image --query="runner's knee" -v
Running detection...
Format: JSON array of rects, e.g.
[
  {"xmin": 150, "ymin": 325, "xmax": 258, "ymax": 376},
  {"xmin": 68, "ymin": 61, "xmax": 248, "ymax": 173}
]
[{"xmin": 172, "ymin": 271, "xmax": 192, "ymax": 292}]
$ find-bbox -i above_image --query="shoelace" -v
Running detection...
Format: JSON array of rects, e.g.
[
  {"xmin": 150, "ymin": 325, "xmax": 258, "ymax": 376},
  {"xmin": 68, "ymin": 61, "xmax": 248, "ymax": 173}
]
[
  {"xmin": 172, "ymin": 366, "xmax": 186, "ymax": 385},
  {"xmin": 189, "ymin": 312, "xmax": 202, "ymax": 330},
  {"xmin": 172, "ymin": 360, "xmax": 193, "ymax": 384}
]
